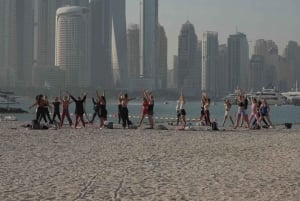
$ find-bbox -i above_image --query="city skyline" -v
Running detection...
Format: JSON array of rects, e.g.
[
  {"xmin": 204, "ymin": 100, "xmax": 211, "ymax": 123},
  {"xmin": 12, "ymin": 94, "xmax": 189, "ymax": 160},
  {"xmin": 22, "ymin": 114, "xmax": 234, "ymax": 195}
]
[
  {"xmin": 126, "ymin": 0, "xmax": 300, "ymax": 68},
  {"xmin": 0, "ymin": 0, "xmax": 299, "ymax": 94}
]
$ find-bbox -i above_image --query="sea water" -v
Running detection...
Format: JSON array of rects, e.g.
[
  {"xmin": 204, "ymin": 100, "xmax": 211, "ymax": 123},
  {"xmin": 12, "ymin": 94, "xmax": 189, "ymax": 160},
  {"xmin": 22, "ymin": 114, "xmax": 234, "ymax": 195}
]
[{"xmin": 8, "ymin": 96, "xmax": 300, "ymax": 127}]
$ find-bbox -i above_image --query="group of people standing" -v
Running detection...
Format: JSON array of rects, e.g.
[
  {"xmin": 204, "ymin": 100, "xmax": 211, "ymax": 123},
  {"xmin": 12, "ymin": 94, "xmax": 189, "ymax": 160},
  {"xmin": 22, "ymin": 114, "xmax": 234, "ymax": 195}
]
[
  {"xmin": 176, "ymin": 91, "xmax": 212, "ymax": 129},
  {"xmin": 30, "ymin": 89, "xmax": 274, "ymax": 130},
  {"xmin": 222, "ymin": 92, "xmax": 273, "ymax": 129},
  {"xmin": 30, "ymin": 89, "xmax": 155, "ymax": 129},
  {"xmin": 174, "ymin": 90, "xmax": 273, "ymax": 130},
  {"xmin": 30, "ymin": 90, "xmax": 106, "ymax": 129}
]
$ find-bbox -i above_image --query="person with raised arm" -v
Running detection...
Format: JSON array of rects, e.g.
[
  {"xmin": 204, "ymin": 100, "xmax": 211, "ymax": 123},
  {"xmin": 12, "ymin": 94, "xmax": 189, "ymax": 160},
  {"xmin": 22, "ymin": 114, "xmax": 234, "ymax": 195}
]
[
  {"xmin": 117, "ymin": 92, "xmax": 123, "ymax": 124},
  {"xmin": 234, "ymin": 93, "xmax": 250, "ymax": 129},
  {"xmin": 68, "ymin": 91, "xmax": 87, "ymax": 128},
  {"xmin": 178, "ymin": 89, "xmax": 186, "ymax": 129},
  {"xmin": 147, "ymin": 91, "xmax": 155, "ymax": 129},
  {"xmin": 43, "ymin": 95, "xmax": 52, "ymax": 124},
  {"xmin": 248, "ymin": 97, "xmax": 260, "ymax": 128},
  {"xmin": 51, "ymin": 94, "xmax": 61, "ymax": 126},
  {"xmin": 138, "ymin": 90, "xmax": 149, "ymax": 128},
  {"xmin": 222, "ymin": 99, "xmax": 235, "ymax": 127},
  {"xmin": 259, "ymin": 99, "xmax": 274, "ymax": 128},
  {"xmin": 90, "ymin": 93, "xmax": 101, "ymax": 124},
  {"xmin": 29, "ymin": 94, "xmax": 45, "ymax": 124},
  {"xmin": 60, "ymin": 90, "xmax": 73, "ymax": 127},
  {"xmin": 120, "ymin": 92, "xmax": 136, "ymax": 128},
  {"xmin": 96, "ymin": 89, "xmax": 107, "ymax": 129},
  {"xmin": 202, "ymin": 93, "xmax": 211, "ymax": 126}
]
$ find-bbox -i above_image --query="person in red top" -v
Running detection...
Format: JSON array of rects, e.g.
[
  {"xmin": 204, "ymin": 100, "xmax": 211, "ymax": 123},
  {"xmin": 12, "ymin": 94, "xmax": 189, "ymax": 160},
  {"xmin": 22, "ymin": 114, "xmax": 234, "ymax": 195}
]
[{"xmin": 138, "ymin": 92, "xmax": 149, "ymax": 127}]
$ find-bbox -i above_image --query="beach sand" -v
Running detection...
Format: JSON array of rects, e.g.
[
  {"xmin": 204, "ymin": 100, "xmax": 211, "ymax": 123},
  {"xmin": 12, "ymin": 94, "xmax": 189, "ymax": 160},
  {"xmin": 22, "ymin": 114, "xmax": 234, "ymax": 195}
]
[{"xmin": 0, "ymin": 121, "xmax": 299, "ymax": 200}]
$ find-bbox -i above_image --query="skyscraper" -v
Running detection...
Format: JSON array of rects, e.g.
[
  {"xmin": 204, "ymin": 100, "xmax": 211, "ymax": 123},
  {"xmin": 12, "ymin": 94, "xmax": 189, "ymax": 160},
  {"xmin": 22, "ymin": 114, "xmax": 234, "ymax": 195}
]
[
  {"xmin": 90, "ymin": 0, "xmax": 112, "ymax": 88},
  {"xmin": 177, "ymin": 21, "xmax": 198, "ymax": 89},
  {"xmin": 253, "ymin": 39, "xmax": 279, "ymax": 89},
  {"xmin": 227, "ymin": 32, "xmax": 249, "ymax": 91},
  {"xmin": 0, "ymin": 0, "xmax": 34, "ymax": 88},
  {"xmin": 33, "ymin": 0, "xmax": 89, "ymax": 88},
  {"xmin": 142, "ymin": 0, "xmax": 158, "ymax": 89},
  {"xmin": 0, "ymin": 0, "xmax": 17, "ymax": 87},
  {"xmin": 218, "ymin": 44, "xmax": 229, "ymax": 96},
  {"xmin": 127, "ymin": 24, "xmax": 140, "ymax": 79},
  {"xmin": 111, "ymin": 0, "xmax": 128, "ymax": 87},
  {"xmin": 283, "ymin": 41, "xmax": 300, "ymax": 89},
  {"xmin": 249, "ymin": 55, "xmax": 264, "ymax": 92},
  {"xmin": 55, "ymin": 6, "xmax": 90, "ymax": 88},
  {"xmin": 90, "ymin": 0, "xmax": 127, "ymax": 88},
  {"xmin": 202, "ymin": 31, "xmax": 218, "ymax": 96},
  {"xmin": 157, "ymin": 24, "xmax": 168, "ymax": 89}
]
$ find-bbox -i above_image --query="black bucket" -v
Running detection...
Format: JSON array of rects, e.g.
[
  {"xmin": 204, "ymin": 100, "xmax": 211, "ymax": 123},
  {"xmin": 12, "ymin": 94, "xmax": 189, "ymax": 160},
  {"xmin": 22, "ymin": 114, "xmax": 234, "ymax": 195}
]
[{"xmin": 285, "ymin": 123, "xmax": 292, "ymax": 129}]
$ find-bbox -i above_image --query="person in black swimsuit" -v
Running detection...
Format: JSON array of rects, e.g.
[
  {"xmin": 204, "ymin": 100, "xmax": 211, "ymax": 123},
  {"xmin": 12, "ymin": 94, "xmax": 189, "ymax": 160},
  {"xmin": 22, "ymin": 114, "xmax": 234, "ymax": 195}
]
[
  {"xmin": 96, "ymin": 90, "xmax": 107, "ymax": 128},
  {"xmin": 51, "ymin": 97, "xmax": 61, "ymax": 125},
  {"xmin": 68, "ymin": 91, "xmax": 87, "ymax": 128}
]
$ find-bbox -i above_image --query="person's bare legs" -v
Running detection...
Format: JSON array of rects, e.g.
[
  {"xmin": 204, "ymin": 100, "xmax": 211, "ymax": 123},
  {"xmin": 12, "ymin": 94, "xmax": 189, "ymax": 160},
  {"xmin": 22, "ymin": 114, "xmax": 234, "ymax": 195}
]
[
  {"xmin": 230, "ymin": 116, "xmax": 234, "ymax": 126},
  {"xmin": 243, "ymin": 114, "xmax": 250, "ymax": 128},
  {"xmin": 265, "ymin": 115, "xmax": 273, "ymax": 128},
  {"xmin": 138, "ymin": 114, "xmax": 146, "ymax": 127},
  {"xmin": 181, "ymin": 115, "xmax": 186, "ymax": 128},
  {"xmin": 234, "ymin": 114, "xmax": 241, "ymax": 129},
  {"xmin": 222, "ymin": 114, "xmax": 228, "ymax": 126},
  {"xmin": 148, "ymin": 115, "xmax": 154, "ymax": 129}
]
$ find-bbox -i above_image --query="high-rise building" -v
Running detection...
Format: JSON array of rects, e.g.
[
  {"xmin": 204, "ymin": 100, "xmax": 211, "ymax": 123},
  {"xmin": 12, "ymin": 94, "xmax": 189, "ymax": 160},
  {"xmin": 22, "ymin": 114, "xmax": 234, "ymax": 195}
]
[
  {"xmin": 227, "ymin": 32, "xmax": 249, "ymax": 91},
  {"xmin": 0, "ymin": 0, "xmax": 34, "ymax": 88},
  {"xmin": 33, "ymin": 0, "xmax": 88, "ymax": 88},
  {"xmin": 55, "ymin": 6, "xmax": 90, "ymax": 88},
  {"xmin": 253, "ymin": 39, "xmax": 279, "ymax": 89},
  {"xmin": 90, "ymin": 0, "xmax": 127, "ymax": 89},
  {"xmin": 142, "ymin": 0, "xmax": 158, "ymax": 89},
  {"xmin": 249, "ymin": 55, "xmax": 264, "ymax": 92},
  {"xmin": 111, "ymin": 0, "xmax": 128, "ymax": 87},
  {"xmin": 172, "ymin": 55, "xmax": 179, "ymax": 88},
  {"xmin": 127, "ymin": 24, "xmax": 140, "ymax": 79},
  {"xmin": 218, "ymin": 44, "xmax": 229, "ymax": 96},
  {"xmin": 177, "ymin": 21, "xmax": 198, "ymax": 89},
  {"xmin": 90, "ymin": 0, "xmax": 112, "ymax": 88},
  {"xmin": 157, "ymin": 24, "xmax": 168, "ymax": 89},
  {"xmin": 283, "ymin": 41, "xmax": 300, "ymax": 89},
  {"xmin": 277, "ymin": 56, "xmax": 292, "ymax": 90},
  {"xmin": 202, "ymin": 31, "xmax": 218, "ymax": 97},
  {"xmin": 0, "ymin": 0, "xmax": 17, "ymax": 88}
]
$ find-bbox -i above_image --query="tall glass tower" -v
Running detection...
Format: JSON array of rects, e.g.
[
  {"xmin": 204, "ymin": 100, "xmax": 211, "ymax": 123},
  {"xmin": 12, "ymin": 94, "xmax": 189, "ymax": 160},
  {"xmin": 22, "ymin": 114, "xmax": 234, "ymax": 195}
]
[
  {"xmin": 90, "ymin": 0, "xmax": 127, "ymax": 88},
  {"xmin": 0, "ymin": 0, "xmax": 34, "ymax": 88},
  {"xmin": 227, "ymin": 32, "xmax": 249, "ymax": 91},
  {"xmin": 55, "ymin": 6, "xmax": 90, "ymax": 88},
  {"xmin": 202, "ymin": 31, "xmax": 219, "ymax": 96},
  {"xmin": 143, "ymin": 0, "xmax": 158, "ymax": 89}
]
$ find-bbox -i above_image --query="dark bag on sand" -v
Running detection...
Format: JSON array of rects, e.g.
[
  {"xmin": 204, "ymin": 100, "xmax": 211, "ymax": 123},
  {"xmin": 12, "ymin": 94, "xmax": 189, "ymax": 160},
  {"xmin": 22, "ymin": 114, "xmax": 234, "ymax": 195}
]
[
  {"xmin": 32, "ymin": 120, "xmax": 40, "ymax": 129},
  {"xmin": 211, "ymin": 122, "xmax": 218, "ymax": 131},
  {"xmin": 104, "ymin": 121, "xmax": 113, "ymax": 129}
]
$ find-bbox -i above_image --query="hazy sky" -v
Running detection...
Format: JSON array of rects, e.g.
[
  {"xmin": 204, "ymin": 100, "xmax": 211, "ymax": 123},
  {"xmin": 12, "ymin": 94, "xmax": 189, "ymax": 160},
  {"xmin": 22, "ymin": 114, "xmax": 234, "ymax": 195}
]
[{"xmin": 126, "ymin": 0, "xmax": 300, "ymax": 68}]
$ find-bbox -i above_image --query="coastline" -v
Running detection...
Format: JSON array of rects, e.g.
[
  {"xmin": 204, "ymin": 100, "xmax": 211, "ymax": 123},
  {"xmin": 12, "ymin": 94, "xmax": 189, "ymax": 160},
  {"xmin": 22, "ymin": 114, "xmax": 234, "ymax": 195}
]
[{"xmin": 0, "ymin": 121, "xmax": 299, "ymax": 200}]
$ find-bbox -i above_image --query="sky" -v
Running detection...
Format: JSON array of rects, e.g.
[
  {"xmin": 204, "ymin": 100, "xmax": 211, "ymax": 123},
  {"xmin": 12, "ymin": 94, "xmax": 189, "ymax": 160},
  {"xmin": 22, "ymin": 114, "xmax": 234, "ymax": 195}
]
[{"xmin": 126, "ymin": 0, "xmax": 300, "ymax": 68}]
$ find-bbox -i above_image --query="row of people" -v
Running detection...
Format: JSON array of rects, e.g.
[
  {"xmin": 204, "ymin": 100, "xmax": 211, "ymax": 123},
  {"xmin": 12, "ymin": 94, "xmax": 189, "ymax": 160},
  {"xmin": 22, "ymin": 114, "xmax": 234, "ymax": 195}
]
[
  {"xmin": 222, "ymin": 93, "xmax": 273, "ymax": 129},
  {"xmin": 30, "ymin": 90, "xmax": 273, "ymax": 130},
  {"xmin": 176, "ymin": 91, "xmax": 212, "ymax": 129},
  {"xmin": 30, "ymin": 90, "xmax": 155, "ymax": 129}
]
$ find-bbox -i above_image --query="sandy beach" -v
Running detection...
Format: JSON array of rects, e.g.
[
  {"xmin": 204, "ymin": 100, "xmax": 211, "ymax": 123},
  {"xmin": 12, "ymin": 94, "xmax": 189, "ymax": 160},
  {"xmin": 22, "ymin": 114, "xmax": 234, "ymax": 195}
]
[{"xmin": 0, "ymin": 121, "xmax": 299, "ymax": 201}]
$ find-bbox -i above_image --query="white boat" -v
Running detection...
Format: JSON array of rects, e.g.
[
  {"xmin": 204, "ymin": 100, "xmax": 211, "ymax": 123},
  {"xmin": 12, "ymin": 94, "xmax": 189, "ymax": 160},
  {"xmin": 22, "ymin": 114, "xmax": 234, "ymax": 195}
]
[
  {"xmin": 0, "ymin": 114, "xmax": 17, "ymax": 121},
  {"xmin": 252, "ymin": 88, "xmax": 286, "ymax": 105},
  {"xmin": 0, "ymin": 90, "xmax": 20, "ymax": 105},
  {"xmin": 224, "ymin": 90, "xmax": 252, "ymax": 105},
  {"xmin": 281, "ymin": 81, "xmax": 300, "ymax": 106}
]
